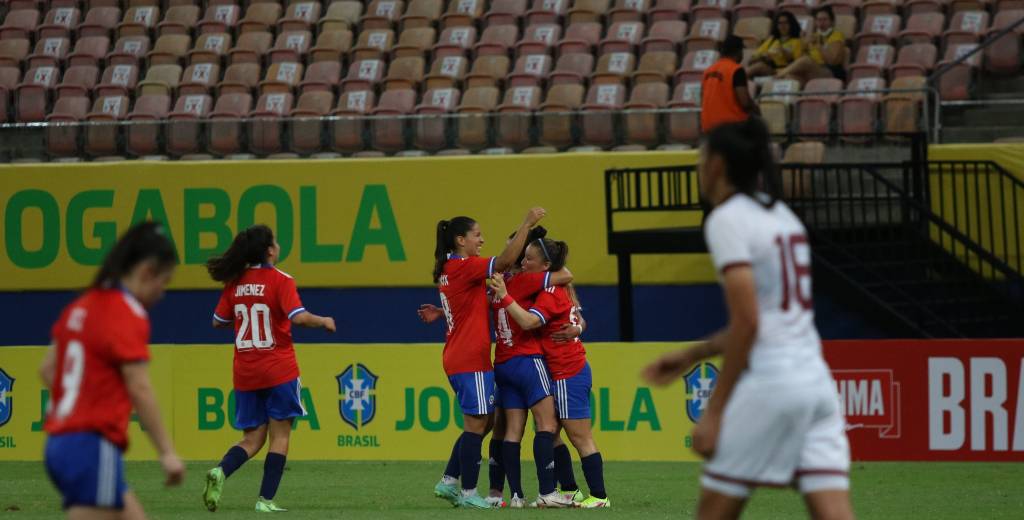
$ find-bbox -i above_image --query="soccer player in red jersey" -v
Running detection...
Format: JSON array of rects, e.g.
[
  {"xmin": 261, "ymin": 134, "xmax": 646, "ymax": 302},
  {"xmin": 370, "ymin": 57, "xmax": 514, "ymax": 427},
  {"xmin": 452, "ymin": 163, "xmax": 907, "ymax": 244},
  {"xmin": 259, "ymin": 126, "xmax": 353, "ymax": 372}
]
[
  {"xmin": 429, "ymin": 208, "xmax": 546, "ymax": 509},
  {"xmin": 489, "ymin": 238, "xmax": 611, "ymax": 508},
  {"xmin": 42, "ymin": 222, "xmax": 185, "ymax": 519},
  {"xmin": 202, "ymin": 225, "xmax": 336, "ymax": 513}
]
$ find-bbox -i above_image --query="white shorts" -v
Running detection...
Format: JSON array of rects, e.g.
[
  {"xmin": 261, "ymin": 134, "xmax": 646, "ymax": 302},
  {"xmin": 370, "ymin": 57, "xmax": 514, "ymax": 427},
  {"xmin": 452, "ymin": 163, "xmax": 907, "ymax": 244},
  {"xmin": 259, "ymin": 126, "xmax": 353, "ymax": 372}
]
[{"xmin": 701, "ymin": 374, "xmax": 850, "ymax": 498}]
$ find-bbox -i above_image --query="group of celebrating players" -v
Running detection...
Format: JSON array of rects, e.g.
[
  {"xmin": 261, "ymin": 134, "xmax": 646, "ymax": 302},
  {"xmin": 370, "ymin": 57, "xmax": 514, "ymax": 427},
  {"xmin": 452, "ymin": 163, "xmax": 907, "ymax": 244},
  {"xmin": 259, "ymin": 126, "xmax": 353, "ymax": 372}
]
[{"xmin": 37, "ymin": 117, "xmax": 855, "ymax": 519}]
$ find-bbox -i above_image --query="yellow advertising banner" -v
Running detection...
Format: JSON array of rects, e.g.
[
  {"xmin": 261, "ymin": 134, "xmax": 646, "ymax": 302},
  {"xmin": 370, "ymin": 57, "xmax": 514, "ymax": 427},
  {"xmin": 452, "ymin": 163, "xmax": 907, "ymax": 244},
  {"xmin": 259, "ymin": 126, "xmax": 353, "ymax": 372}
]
[
  {"xmin": 0, "ymin": 152, "xmax": 712, "ymax": 291},
  {"xmin": 0, "ymin": 343, "xmax": 715, "ymax": 462}
]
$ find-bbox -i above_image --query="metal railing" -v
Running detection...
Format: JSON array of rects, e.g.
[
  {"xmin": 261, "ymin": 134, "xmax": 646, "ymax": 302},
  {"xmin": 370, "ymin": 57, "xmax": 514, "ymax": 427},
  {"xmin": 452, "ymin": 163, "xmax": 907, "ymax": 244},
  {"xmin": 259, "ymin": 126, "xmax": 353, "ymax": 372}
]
[{"xmin": 929, "ymin": 13, "xmax": 1024, "ymax": 86}]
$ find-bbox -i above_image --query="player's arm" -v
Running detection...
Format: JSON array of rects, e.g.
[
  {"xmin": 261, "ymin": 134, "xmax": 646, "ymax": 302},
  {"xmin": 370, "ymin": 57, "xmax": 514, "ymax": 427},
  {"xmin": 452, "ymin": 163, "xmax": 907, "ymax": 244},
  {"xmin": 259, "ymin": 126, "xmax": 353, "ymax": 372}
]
[
  {"xmin": 548, "ymin": 267, "xmax": 573, "ymax": 286},
  {"xmin": 212, "ymin": 288, "xmax": 233, "ymax": 328},
  {"xmin": 642, "ymin": 334, "xmax": 726, "ymax": 385},
  {"xmin": 291, "ymin": 310, "xmax": 337, "ymax": 332},
  {"xmin": 418, "ymin": 303, "xmax": 443, "ymax": 324},
  {"xmin": 39, "ymin": 344, "xmax": 56, "ymax": 389},
  {"xmin": 487, "ymin": 274, "xmax": 543, "ymax": 330},
  {"xmin": 493, "ymin": 207, "xmax": 546, "ymax": 273},
  {"xmin": 121, "ymin": 362, "xmax": 185, "ymax": 486},
  {"xmin": 552, "ymin": 284, "xmax": 584, "ymax": 341}
]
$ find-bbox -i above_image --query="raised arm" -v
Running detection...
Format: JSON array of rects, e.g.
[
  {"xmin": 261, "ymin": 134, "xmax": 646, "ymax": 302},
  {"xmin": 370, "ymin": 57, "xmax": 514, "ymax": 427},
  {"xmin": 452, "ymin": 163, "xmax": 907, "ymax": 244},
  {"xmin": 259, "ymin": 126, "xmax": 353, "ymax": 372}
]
[{"xmin": 493, "ymin": 207, "xmax": 546, "ymax": 273}]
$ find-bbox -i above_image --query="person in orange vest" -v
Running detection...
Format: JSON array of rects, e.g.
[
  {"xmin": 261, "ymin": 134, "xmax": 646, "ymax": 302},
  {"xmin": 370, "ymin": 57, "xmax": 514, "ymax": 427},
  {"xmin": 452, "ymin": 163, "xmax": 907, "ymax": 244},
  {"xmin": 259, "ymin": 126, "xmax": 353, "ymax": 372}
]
[{"xmin": 701, "ymin": 35, "xmax": 760, "ymax": 134}]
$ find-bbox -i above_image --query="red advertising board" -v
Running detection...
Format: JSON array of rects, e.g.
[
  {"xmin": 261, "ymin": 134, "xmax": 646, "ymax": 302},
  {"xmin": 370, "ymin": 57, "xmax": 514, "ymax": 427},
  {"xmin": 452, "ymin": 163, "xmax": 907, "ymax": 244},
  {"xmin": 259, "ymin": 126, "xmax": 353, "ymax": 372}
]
[{"xmin": 823, "ymin": 340, "xmax": 1024, "ymax": 461}]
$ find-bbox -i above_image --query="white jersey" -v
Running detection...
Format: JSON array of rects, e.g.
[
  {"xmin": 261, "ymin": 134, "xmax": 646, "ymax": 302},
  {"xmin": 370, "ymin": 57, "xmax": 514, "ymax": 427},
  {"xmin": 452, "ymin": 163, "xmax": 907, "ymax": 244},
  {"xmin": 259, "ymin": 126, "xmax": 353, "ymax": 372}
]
[{"xmin": 703, "ymin": 192, "xmax": 828, "ymax": 378}]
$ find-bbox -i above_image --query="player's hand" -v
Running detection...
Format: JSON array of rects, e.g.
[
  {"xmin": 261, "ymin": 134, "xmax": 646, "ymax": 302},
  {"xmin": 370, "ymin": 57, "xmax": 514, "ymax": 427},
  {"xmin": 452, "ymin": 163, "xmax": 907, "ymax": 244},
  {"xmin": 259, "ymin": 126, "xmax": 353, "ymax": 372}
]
[
  {"xmin": 524, "ymin": 207, "xmax": 547, "ymax": 227},
  {"xmin": 321, "ymin": 317, "xmax": 337, "ymax": 333},
  {"xmin": 418, "ymin": 304, "xmax": 443, "ymax": 324},
  {"xmin": 641, "ymin": 349, "xmax": 695, "ymax": 386},
  {"xmin": 487, "ymin": 273, "xmax": 508, "ymax": 298},
  {"xmin": 551, "ymin": 324, "xmax": 582, "ymax": 342},
  {"xmin": 160, "ymin": 452, "xmax": 185, "ymax": 487},
  {"xmin": 692, "ymin": 413, "xmax": 721, "ymax": 459}
]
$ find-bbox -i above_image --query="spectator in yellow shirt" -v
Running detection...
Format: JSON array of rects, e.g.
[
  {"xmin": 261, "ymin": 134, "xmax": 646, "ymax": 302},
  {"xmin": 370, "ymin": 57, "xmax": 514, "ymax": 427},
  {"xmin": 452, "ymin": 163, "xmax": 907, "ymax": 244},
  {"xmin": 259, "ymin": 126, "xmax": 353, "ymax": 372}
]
[
  {"xmin": 777, "ymin": 6, "xmax": 849, "ymax": 85},
  {"xmin": 748, "ymin": 11, "xmax": 804, "ymax": 78}
]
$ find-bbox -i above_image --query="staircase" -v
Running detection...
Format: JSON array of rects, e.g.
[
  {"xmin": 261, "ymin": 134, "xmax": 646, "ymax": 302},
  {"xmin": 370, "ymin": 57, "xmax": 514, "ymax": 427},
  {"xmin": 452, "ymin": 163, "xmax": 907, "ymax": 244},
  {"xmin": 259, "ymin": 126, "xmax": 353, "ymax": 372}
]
[{"xmin": 941, "ymin": 76, "xmax": 1024, "ymax": 143}]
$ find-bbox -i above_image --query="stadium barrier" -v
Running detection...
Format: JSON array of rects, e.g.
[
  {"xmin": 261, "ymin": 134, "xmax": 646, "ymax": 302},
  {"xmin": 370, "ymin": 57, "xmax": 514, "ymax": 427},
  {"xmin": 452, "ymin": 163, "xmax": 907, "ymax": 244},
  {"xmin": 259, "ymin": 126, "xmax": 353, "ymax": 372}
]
[{"xmin": 1, "ymin": 340, "xmax": 1022, "ymax": 462}]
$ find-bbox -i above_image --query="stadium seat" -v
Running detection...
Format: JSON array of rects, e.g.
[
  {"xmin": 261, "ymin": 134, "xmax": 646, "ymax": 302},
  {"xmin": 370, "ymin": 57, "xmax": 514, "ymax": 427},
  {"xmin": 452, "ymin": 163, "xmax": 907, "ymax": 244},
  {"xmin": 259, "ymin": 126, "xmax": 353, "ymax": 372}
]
[
  {"xmin": 179, "ymin": 62, "xmax": 221, "ymax": 95},
  {"xmin": 484, "ymin": 0, "xmax": 528, "ymax": 27},
  {"xmin": 782, "ymin": 140, "xmax": 825, "ymax": 162},
  {"xmin": 413, "ymin": 87, "xmax": 460, "ymax": 151},
  {"xmin": 0, "ymin": 66, "xmax": 22, "ymax": 122},
  {"xmin": 795, "ymin": 77, "xmax": 842, "ymax": 138},
  {"xmin": 516, "ymin": 24, "xmax": 562, "ymax": 57},
  {"xmin": 96, "ymin": 63, "xmax": 139, "ymax": 97},
  {"xmin": 108, "ymin": 35, "xmax": 150, "ymax": 66},
  {"xmin": 862, "ymin": 0, "xmax": 901, "ymax": 16},
  {"xmin": 27, "ymin": 38, "xmax": 71, "ymax": 69},
  {"xmin": 667, "ymin": 80, "xmax": 701, "ymax": 144},
  {"xmin": 67, "ymin": 36, "xmax": 111, "ymax": 68},
  {"xmin": 0, "ymin": 39, "xmax": 30, "ymax": 68},
  {"xmin": 392, "ymin": 27, "xmax": 437, "ymax": 59},
  {"xmin": 0, "ymin": 10, "xmax": 41, "ymax": 41},
  {"xmin": 474, "ymin": 25, "xmax": 519, "ymax": 57},
  {"xmin": 362, "ymin": 0, "xmax": 406, "ymax": 29},
  {"xmin": 733, "ymin": 0, "xmax": 775, "ymax": 19},
  {"xmin": 943, "ymin": 10, "xmax": 990, "ymax": 47},
  {"xmin": 648, "ymin": 0, "xmax": 691, "ymax": 23},
  {"xmin": 600, "ymin": 22, "xmax": 646, "ymax": 55},
  {"xmin": 905, "ymin": 0, "xmax": 948, "ymax": 14},
  {"xmin": 592, "ymin": 52, "xmax": 636, "ymax": 84},
  {"xmin": 167, "ymin": 93, "xmax": 213, "ymax": 156},
  {"xmin": 454, "ymin": 85, "xmax": 499, "ymax": 151},
  {"xmin": 352, "ymin": 29, "xmax": 396, "ymax": 60},
  {"xmin": 118, "ymin": 7, "xmax": 160, "ymax": 38},
  {"xmin": 674, "ymin": 49, "xmax": 718, "ymax": 84},
  {"xmin": 883, "ymin": 76, "xmax": 928, "ymax": 137},
  {"xmin": 508, "ymin": 54, "xmax": 553, "ymax": 87},
  {"xmin": 320, "ymin": 1, "xmax": 363, "ymax": 33},
  {"xmin": 898, "ymin": 12, "xmax": 945, "ymax": 45},
  {"xmin": 567, "ymin": 0, "xmax": 611, "ymax": 24},
  {"xmin": 147, "ymin": 34, "xmax": 191, "ymax": 66},
  {"xmin": 734, "ymin": 16, "xmax": 773, "ymax": 48},
  {"xmin": 758, "ymin": 78, "xmax": 801, "ymax": 136},
  {"xmin": 609, "ymin": 0, "xmax": 650, "ymax": 23},
  {"xmin": 136, "ymin": 63, "xmax": 181, "ymax": 96},
  {"xmin": 198, "ymin": 5, "xmax": 241, "ymax": 35},
  {"xmin": 889, "ymin": 43, "xmax": 937, "ymax": 79},
  {"xmin": 38, "ymin": 7, "xmax": 81, "ymax": 39},
  {"xmin": 208, "ymin": 92, "xmax": 254, "ymax": 155},
  {"xmin": 823, "ymin": 0, "xmax": 859, "ymax": 17},
  {"xmin": 641, "ymin": 20, "xmax": 687, "ymax": 54},
  {"xmin": 55, "ymin": 64, "xmax": 99, "ymax": 99},
  {"xmin": 228, "ymin": 32, "xmax": 272, "ymax": 64},
  {"xmin": 778, "ymin": 0, "xmax": 813, "ymax": 17},
  {"xmin": 157, "ymin": 5, "xmax": 199, "ymax": 37},
  {"xmin": 188, "ymin": 33, "xmax": 232, "ymax": 65},
  {"xmin": 526, "ymin": 0, "xmax": 569, "ymax": 25},
  {"xmin": 341, "ymin": 59, "xmax": 387, "ymax": 92},
  {"xmin": 269, "ymin": 31, "xmax": 313, "ymax": 63},
  {"xmin": 425, "ymin": 55, "xmax": 469, "ymax": 89},
  {"xmin": 581, "ymin": 83, "xmax": 627, "ymax": 147},
  {"xmin": 299, "ymin": 60, "xmax": 342, "ymax": 93},
  {"xmin": 310, "ymin": 29, "xmax": 354, "ymax": 63},
  {"xmin": 950, "ymin": 0, "xmax": 990, "ymax": 14},
  {"xmin": 434, "ymin": 27, "xmax": 478, "ymax": 57},
  {"xmin": 126, "ymin": 93, "xmax": 171, "ymax": 157},
  {"xmin": 398, "ymin": 0, "xmax": 443, "ymax": 30},
  {"xmin": 371, "ymin": 88, "xmax": 416, "ymax": 153},
  {"xmin": 937, "ymin": 43, "xmax": 979, "ymax": 100},
  {"xmin": 16, "ymin": 65, "xmax": 60, "ymax": 122},
  {"xmin": 260, "ymin": 62, "xmax": 304, "ymax": 94},
  {"xmin": 331, "ymin": 89, "xmax": 377, "ymax": 153},
  {"xmin": 239, "ymin": 3, "xmax": 283, "ymax": 34},
  {"xmin": 442, "ymin": 0, "xmax": 486, "ymax": 28},
  {"xmin": 848, "ymin": 44, "xmax": 895, "ymax": 81},
  {"xmin": 466, "ymin": 54, "xmax": 511, "ymax": 88},
  {"xmin": 556, "ymin": 22, "xmax": 602, "ymax": 55},
  {"xmin": 250, "ymin": 92, "xmax": 295, "ymax": 155},
  {"xmin": 691, "ymin": 0, "xmax": 733, "ymax": 21},
  {"xmin": 684, "ymin": 17, "xmax": 729, "ymax": 52},
  {"xmin": 623, "ymin": 80, "xmax": 669, "ymax": 148},
  {"xmin": 835, "ymin": 14, "xmax": 858, "ymax": 41},
  {"xmin": 855, "ymin": 14, "xmax": 902, "ymax": 47},
  {"xmin": 84, "ymin": 95, "xmax": 130, "ymax": 156},
  {"xmin": 549, "ymin": 52, "xmax": 595, "ymax": 85},
  {"xmin": 80, "ymin": 7, "xmax": 122, "ymax": 39},
  {"xmin": 496, "ymin": 85, "xmax": 541, "ymax": 150},
  {"xmin": 289, "ymin": 90, "xmax": 334, "ymax": 154},
  {"xmin": 383, "ymin": 55, "xmax": 425, "ymax": 90},
  {"xmin": 218, "ymin": 62, "xmax": 261, "ymax": 95},
  {"xmin": 45, "ymin": 96, "xmax": 90, "ymax": 157},
  {"xmin": 632, "ymin": 51, "xmax": 677, "ymax": 84},
  {"xmin": 984, "ymin": 10, "xmax": 1024, "ymax": 75},
  {"xmin": 838, "ymin": 76, "xmax": 884, "ymax": 140},
  {"xmin": 279, "ymin": 2, "xmax": 322, "ymax": 33},
  {"xmin": 538, "ymin": 83, "xmax": 584, "ymax": 148}
]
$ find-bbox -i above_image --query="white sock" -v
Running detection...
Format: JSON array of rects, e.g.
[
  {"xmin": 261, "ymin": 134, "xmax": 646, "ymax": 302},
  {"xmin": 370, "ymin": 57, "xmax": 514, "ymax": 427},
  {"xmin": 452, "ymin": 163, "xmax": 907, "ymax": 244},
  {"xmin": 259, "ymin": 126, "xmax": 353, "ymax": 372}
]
[
  {"xmin": 441, "ymin": 475, "xmax": 458, "ymax": 485},
  {"xmin": 461, "ymin": 488, "xmax": 477, "ymax": 498}
]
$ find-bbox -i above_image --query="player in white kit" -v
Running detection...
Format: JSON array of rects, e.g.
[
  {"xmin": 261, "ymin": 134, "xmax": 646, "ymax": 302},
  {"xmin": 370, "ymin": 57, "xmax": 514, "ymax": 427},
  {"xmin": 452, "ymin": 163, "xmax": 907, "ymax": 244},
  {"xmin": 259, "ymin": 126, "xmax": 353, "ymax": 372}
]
[{"xmin": 643, "ymin": 118, "xmax": 854, "ymax": 520}]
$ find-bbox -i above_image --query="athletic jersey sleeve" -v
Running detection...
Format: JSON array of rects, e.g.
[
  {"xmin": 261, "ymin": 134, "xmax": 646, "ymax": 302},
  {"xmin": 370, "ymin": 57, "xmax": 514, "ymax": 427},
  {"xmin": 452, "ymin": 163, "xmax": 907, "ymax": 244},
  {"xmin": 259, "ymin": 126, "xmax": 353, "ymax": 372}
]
[
  {"xmin": 464, "ymin": 255, "xmax": 497, "ymax": 281},
  {"xmin": 213, "ymin": 286, "xmax": 233, "ymax": 324},
  {"xmin": 509, "ymin": 271, "xmax": 551, "ymax": 300},
  {"xmin": 529, "ymin": 288, "xmax": 570, "ymax": 326},
  {"xmin": 705, "ymin": 206, "xmax": 753, "ymax": 273},
  {"xmin": 108, "ymin": 317, "xmax": 150, "ymax": 364},
  {"xmin": 278, "ymin": 275, "xmax": 306, "ymax": 321}
]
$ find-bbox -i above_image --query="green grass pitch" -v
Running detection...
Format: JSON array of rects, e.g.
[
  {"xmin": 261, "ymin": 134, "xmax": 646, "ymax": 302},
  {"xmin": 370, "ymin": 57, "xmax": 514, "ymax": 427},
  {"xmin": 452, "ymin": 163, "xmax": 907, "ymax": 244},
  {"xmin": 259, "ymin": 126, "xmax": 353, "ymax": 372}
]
[{"xmin": 2, "ymin": 461, "xmax": 1022, "ymax": 518}]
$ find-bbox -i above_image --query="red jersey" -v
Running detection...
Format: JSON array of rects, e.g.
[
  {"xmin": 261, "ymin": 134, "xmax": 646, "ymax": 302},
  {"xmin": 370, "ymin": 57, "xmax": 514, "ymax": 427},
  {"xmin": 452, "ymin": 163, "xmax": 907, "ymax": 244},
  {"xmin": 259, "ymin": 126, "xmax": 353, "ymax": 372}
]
[
  {"xmin": 45, "ymin": 288, "xmax": 151, "ymax": 450},
  {"xmin": 492, "ymin": 271, "xmax": 551, "ymax": 364},
  {"xmin": 439, "ymin": 255, "xmax": 496, "ymax": 375},
  {"xmin": 214, "ymin": 264, "xmax": 304, "ymax": 391},
  {"xmin": 530, "ymin": 286, "xmax": 587, "ymax": 380}
]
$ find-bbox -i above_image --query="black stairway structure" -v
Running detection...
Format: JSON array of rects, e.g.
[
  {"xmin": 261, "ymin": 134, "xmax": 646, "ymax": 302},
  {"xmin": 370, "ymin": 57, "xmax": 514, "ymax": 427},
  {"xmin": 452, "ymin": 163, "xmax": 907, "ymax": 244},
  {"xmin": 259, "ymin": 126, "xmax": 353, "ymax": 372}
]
[{"xmin": 605, "ymin": 153, "xmax": 1024, "ymax": 341}]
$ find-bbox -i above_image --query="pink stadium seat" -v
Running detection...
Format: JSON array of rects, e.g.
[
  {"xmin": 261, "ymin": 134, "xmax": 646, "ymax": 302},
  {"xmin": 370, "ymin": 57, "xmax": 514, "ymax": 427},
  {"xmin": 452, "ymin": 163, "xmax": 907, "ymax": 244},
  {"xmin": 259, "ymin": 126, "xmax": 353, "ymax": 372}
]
[
  {"xmin": 848, "ymin": 44, "xmax": 895, "ymax": 81},
  {"xmin": 260, "ymin": 62, "xmax": 305, "ymax": 94},
  {"xmin": 474, "ymin": 25, "xmax": 519, "ymax": 57},
  {"xmin": 889, "ymin": 43, "xmax": 937, "ymax": 79},
  {"xmin": 96, "ymin": 64, "xmax": 139, "ymax": 97},
  {"xmin": 400, "ymin": 0, "xmax": 444, "ymax": 30},
  {"xmin": 496, "ymin": 85, "xmax": 541, "ymax": 150},
  {"xmin": 331, "ymin": 90, "xmax": 377, "ymax": 153},
  {"xmin": 310, "ymin": 29, "xmax": 354, "ymax": 62},
  {"xmin": 943, "ymin": 11, "xmax": 990, "ymax": 47},
  {"xmin": 600, "ymin": 21, "xmax": 646, "ymax": 55},
  {"xmin": 340, "ymin": 59, "xmax": 387, "ymax": 92},
  {"xmin": 279, "ymin": 2, "xmax": 322, "ymax": 33},
  {"xmin": 623, "ymin": 81, "xmax": 669, "ymax": 148},
  {"xmin": 55, "ymin": 65, "xmax": 99, "ymax": 99},
  {"xmin": 382, "ymin": 55, "xmax": 425, "ymax": 90},
  {"xmin": 45, "ymin": 96, "xmax": 90, "ymax": 157},
  {"xmin": 524, "ymin": 0, "xmax": 568, "ymax": 25},
  {"xmin": 882, "ymin": 76, "xmax": 928, "ymax": 137},
  {"xmin": 434, "ymin": 26, "xmax": 478, "ymax": 57},
  {"xmin": 179, "ymin": 63, "xmax": 221, "ymax": 95},
  {"xmin": 567, "ymin": 0, "xmax": 611, "ymax": 24},
  {"xmin": 371, "ymin": 88, "xmax": 417, "ymax": 153},
  {"xmin": 507, "ymin": 54, "xmax": 553, "ymax": 87},
  {"xmin": 249, "ymin": 92, "xmax": 295, "ymax": 155},
  {"xmin": 632, "ymin": 51, "xmax": 677, "ymax": 84},
  {"xmin": 442, "ymin": 0, "xmax": 486, "ymax": 28},
  {"xmin": 609, "ymin": 0, "xmax": 651, "ymax": 23},
  {"xmin": 733, "ymin": 0, "xmax": 776, "ymax": 19},
  {"xmin": 208, "ymin": 92, "xmax": 254, "ymax": 156},
  {"xmin": 648, "ymin": 0, "xmax": 691, "ymax": 23},
  {"xmin": 684, "ymin": 17, "xmax": 729, "ymax": 52},
  {"xmin": 898, "ymin": 12, "xmax": 945, "ymax": 44},
  {"xmin": 198, "ymin": 5, "xmax": 241, "ymax": 35},
  {"xmin": 269, "ymin": 31, "xmax": 313, "ymax": 63},
  {"xmin": 126, "ymin": 93, "xmax": 172, "ymax": 156},
  {"xmin": 290, "ymin": 90, "xmax": 334, "ymax": 155},
  {"xmin": 16, "ymin": 65, "xmax": 60, "ymax": 122},
  {"xmin": 904, "ymin": 0, "xmax": 948, "ymax": 14},
  {"xmin": 351, "ymin": 28, "xmax": 395, "ymax": 60},
  {"xmin": 84, "ymin": 95, "xmax": 130, "ymax": 156},
  {"xmin": 549, "ymin": 52, "xmax": 595, "ymax": 85},
  {"xmin": 218, "ymin": 62, "xmax": 260, "ymax": 95},
  {"xmin": 238, "ymin": 3, "xmax": 283, "ymax": 34},
  {"xmin": 455, "ymin": 85, "xmax": 499, "ymax": 151},
  {"xmin": 146, "ymin": 34, "xmax": 191, "ymax": 67},
  {"xmin": 0, "ymin": 10, "xmax": 41, "ymax": 41},
  {"xmin": 795, "ymin": 78, "xmax": 842, "ymax": 138},
  {"xmin": 642, "ymin": 20, "xmax": 687, "ymax": 54},
  {"xmin": 465, "ymin": 54, "xmax": 510, "ymax": 88},
  {"xmin": 107, "ymin": 36, "xmax": 150, "ymax": 66},
  {"xmin": 581, "ymin": 83, "xmax": 627, "ymax": 148},
  {"xmin": 667, "ymin": 80, "xmax": 702, "ymax": 144},
  {"xmin": 0, "ymin": 66, "xmax": 22, "ymax": 122},
  {"xmin": 515, "ymin": 24, "xmax": 562, "ymax": 57},
  {"xmin": 157, "ymin": 5, "xmax": 200, "ymax": 37},
  {"xmin": 690, "ymin": 0, "xmax": 733, "ymax": 21},
  {"xmin": 424, "ymin": 55, "xmax": 469, "ymax": 89},
  {"xmin": 228, "ymin": 32, "xmax": 272, "ymax": 65},
  {"xmin": 299, "ymin": 61, "xmax": 343, "ymax": 93},
  {"xmin": 862, "ymin": 0, "xmax": 900, "ymax": 17},
  {"xmin": 38, "ymin": 7, "xmax": 80, "ymax": 39},
  {"xmin": 838, "ymin": 77, "xmax": 885, "ymax": 141},
  {"xmin": 537, "ymin": 83, "xmax": 584, "ymax": 148},
  {"xmin": 391, "ymin": 27, "xmax": 436, "ymax": 59},
  {"xmin": 118, "ymin": 7, "xmax": 160, "ymax": 38},
  {"xmin": 67, "ymin": 37, "xmax": 110, "ymax": 68},
  {"xmin": 80, "ymin": 7, "xmax": 122, "ymax": 39},
  {"xmin": 592, "ymin": 51, "xmax": 636, "ymax": 84},
  {"xmin": 27, "ymin": 37, "xmax": 71, "ymax": 69},
  {"xmin": 936, "ymin": 43, "xmax": 979, "ymax": 100},
  {"xmin": 556, "ymin": 22, "xmax": 602, "ymax": 55},
  {"xmin": 413, "ymin": 87, "xmax": 461, "ymax": 151},
  {"xmin": 674, "ymin": 49, "xmax": 718, "ymax": 84},
  {"xmin": 0, "ymin": 39, "xmax": 30, "ymax": 68},
  {"xmin": 188, "ymin": 33, "xmax": 232, "ymax": 65},
  {"xmin": 984, "ymin": 10, "xmax": 1024, "ymax": 75},
  {"xmin": 778, "ymin": 0, "xmax": 815, "ymax": 17},
  {"xmin": 319, "ymin": 1, "xmax": 363, "ymax": 33},
  {"xmin": 855, "ymin": 14, "xmax": 902, "ymax": 47},
  {"xmin": 362, "ymin": 0, "xmax": 406, "ymax": 29},
  {"xmin": 167, "ymin": 94, "xmax": 213, "ymax": 156},
  {"xmin": 484, "ymin": 0, "xmax": 528, "ymax": 27}
]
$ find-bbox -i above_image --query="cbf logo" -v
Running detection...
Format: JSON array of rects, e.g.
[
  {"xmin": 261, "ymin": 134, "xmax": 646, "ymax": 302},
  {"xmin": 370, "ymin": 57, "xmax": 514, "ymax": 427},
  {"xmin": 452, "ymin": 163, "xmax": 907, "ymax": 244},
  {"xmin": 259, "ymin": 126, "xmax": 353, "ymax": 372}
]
[
  {"xmin": 683, "ymin": 363, "xmax": 718, "ymax": 423},
  {"xmin": 336, "ymin": 364, "xmax": 378, "ymax": 430},
  {"xmin": 0, "ymin": 368, "xmax": 14, "ymax": 427}
]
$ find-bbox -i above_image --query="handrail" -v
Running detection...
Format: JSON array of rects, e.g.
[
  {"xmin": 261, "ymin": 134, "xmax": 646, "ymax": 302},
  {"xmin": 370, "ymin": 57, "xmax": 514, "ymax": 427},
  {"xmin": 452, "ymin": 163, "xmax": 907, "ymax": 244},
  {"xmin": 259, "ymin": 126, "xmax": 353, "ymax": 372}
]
[{"xmin": 929, "ymin": 13, "xmax": 1024, "ymax": 85}]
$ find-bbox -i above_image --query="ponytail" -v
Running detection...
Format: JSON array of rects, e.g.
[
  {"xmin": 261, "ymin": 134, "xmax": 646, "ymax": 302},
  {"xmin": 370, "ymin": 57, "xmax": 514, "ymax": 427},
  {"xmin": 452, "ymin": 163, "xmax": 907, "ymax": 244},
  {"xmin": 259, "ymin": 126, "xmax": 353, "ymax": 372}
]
[
  {"xmin": 705, "ymin": 117, "xmax": 780, "ymax": 207},
  {"xmin": 509, "ymin": 225, "xmax": 547, "ymax": 266},
  {"xmin": 206, "ymin": 225, "xmax": 275, "ymax": 283},
  {"xmin": 536, "ymin": 238, "xmax": 569, "ymax": 272},
  {"xmin": 432, "ymin": 216, "xmax": 476, "ymax": 283},
  {"xmin": 92, "ymin": 221, "xmax": 177, "ymax": 289}
]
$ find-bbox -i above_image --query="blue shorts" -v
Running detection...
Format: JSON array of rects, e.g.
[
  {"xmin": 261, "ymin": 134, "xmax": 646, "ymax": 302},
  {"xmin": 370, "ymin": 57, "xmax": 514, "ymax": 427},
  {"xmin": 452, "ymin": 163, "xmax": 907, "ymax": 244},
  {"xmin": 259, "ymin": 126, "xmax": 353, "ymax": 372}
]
[
  {"xmin": 45, "ymin": 432, "xmax": 127, "ymax": 510},
  {"xmin": 495, "ymin": 355, "xmax": 552, "ymax": 410},
  {"xmin": 448, "ymin": 371, "xmax": 495, "ymax": 416},
  {"xmin": 235, "ymin": 378, "xmax": 306, "ymax": 430},
  {"xmin": 553, "ymin": 362, "xmax": 592, "ymax": 420}
]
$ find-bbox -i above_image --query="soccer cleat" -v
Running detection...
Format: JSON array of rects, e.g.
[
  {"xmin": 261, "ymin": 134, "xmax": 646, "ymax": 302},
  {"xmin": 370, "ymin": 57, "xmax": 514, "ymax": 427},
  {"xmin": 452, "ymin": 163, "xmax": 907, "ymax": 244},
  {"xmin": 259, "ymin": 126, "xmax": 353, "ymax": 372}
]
[
  {"xmin": 456, "ymin": 494, "xmax": 493, "ymax": 509},
  {"xmin": 509, "ymin": 494, "xmax": 527, "ymax": 509},
  {"xmin": 434, "ymin": 480, "xmax": 460, "ymax": 506},
  {"xmin": 485, "ymin": 495, "xmax": 507, "ymax": 508},
  {"xmin": 560, "ymin": 488, "xmax": 584, "ymax": 504},
  {"xmin": 578, "ymin": 496, "xmax": 611, "ymax": 508},
  {"xmin": 255, "ymin": 497, "xmax": 287, "ymax": 512},
  {"xmin": 202, "ymin": 467, "xmax": 225, "ymax": 512},
  {"xmin": 530, "ymin": 491, "xmax": 575, "ymax": 508}
]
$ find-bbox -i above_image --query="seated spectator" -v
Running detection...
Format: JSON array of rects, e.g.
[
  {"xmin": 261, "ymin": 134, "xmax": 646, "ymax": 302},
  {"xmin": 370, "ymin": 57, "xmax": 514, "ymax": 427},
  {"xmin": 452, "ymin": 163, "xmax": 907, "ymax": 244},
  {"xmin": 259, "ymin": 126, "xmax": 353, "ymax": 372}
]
[
  {"xmin": 748, "ymin": 11, "xmax": 804, "ymax": 78},
  {"xmin": 777, "ymin": 6, "xmax": 848, "ymax": 84}
]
